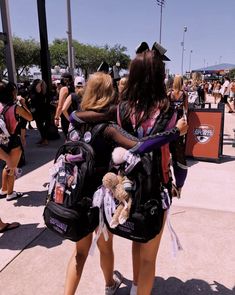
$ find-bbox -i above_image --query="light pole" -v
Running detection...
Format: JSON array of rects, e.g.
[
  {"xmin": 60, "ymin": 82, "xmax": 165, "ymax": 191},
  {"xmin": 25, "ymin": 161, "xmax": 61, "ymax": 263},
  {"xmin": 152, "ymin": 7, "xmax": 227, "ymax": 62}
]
[
  {"xmin": 156, "ymin": 0, "xmax": 165, "ymax": 44},
  {"xmin": 66, "ymin": 0, "xmax": 74, "ymax": 77},
  {"xmin": 219, "ymin": 55, "xmax": 222, "ymax": 64},
  {"xmin": 0, "ymin": 0, "xmax": 17, "ymax": 83},
  {"xmin": 181, "ymin": 26, "xmax": 187, "ymax": 76},
  {"xmin": 189, "ymin": 49, "xmax": 193, "ymax": 72}
]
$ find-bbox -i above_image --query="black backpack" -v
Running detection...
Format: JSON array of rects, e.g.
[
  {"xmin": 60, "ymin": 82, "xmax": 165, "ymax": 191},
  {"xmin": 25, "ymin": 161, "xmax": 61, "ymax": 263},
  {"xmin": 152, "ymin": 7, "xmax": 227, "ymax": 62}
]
[
  {"xmin": 43, "ymin": 123, "xmax": 107, "ymax": 242},
  {"xmin": 103, "ymin": 103, "xmax": 174, "ymax": 243}
]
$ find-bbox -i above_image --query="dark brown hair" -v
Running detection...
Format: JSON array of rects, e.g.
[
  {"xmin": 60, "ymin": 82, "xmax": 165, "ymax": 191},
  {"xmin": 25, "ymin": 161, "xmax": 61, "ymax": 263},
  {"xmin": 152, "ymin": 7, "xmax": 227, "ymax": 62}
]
[{"xmin": 120, "ymin": 50, "xmax": 167, "ymax": 128}]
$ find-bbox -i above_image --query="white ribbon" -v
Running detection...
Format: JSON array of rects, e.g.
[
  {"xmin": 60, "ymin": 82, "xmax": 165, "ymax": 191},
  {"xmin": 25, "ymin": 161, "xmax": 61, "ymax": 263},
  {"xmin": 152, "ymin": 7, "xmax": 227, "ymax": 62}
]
[
  {"xmin": 89, "ymin": 187, "xmax": 112, "ymax": 256},
  {"xmin": 166, "ymin": 209, "xmax": 183, "ymax": 257}
]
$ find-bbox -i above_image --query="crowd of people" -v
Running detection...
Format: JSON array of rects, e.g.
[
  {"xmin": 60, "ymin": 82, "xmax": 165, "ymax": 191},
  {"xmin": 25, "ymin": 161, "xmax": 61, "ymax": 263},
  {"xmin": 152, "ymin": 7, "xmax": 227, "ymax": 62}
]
[{"xmin": 0, "ymin": 42, "xmax": 234, "ymax": 295}]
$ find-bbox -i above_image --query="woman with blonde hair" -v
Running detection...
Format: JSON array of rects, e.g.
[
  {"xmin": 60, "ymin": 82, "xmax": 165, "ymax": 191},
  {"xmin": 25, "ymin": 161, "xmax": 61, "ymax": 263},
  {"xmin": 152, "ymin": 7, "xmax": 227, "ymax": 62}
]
[
  {"xmin": 167, "ymin": 74, "xmax": 188, "ymax": 197},
  {"xmin": 64, "ymin": 72, "xmax": 123, "ymax": 295},
  {"xmin": 169, "ymin": 74, "xmax": 188, "ymax": 115}
]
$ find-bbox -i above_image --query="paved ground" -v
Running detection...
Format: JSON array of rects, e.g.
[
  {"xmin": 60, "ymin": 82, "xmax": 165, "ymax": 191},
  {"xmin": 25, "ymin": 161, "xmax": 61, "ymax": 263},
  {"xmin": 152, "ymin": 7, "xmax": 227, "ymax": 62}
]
[{"xmin": 0, "ymin": 102, "xmax": 235, "ymax": 295}]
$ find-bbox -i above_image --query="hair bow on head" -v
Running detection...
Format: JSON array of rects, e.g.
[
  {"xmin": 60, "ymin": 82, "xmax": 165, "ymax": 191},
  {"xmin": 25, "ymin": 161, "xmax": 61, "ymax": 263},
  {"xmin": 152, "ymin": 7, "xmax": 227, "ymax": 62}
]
[{"xmin": 135, "ymin": 41, "xmax": 170, "ymax": 61}]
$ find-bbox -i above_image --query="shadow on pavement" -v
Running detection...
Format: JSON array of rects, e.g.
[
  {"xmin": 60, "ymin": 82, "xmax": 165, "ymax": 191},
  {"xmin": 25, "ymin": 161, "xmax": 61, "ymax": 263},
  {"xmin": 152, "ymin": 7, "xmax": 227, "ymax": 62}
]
[
  {"xmin": 0, "ymin": 224, "xmax": 63, "ymax": 250},
  {"xmin": 13, "ymin": 190, "xmax": 47, "ymax": 207},
  {"xmin": 186, "ymin": 158, "xmax": 199, "ymax": 167},
  {"xmin": 116, "ymin": 276, "xmax": 235, "ymax": 295},
  {"xmin": 22, "ymin": 129, "xmax": 64, "ymax": 176},
  {"xmin": 219, "ymin": 155, "xmax": 235, "ymax": 163}
]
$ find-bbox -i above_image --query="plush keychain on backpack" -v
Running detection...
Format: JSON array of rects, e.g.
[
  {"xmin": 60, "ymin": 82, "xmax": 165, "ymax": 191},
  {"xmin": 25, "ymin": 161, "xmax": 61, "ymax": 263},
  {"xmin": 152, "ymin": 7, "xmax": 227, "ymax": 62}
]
[{"xmin": 102, "ymin": 172, "xmax": 133, "ymax": 228}]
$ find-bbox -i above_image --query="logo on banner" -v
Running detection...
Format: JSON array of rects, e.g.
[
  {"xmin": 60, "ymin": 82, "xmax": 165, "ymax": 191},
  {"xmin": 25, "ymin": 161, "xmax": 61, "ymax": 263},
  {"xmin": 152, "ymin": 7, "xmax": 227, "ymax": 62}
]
[{"xmin": 194, "ymin": 125, "xmax": 214, "ymax": 143}]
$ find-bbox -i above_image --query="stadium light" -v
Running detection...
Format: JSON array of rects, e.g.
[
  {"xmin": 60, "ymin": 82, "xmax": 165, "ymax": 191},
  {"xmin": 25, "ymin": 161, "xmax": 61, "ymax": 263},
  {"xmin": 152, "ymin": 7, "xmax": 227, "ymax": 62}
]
[
  {"xmin": 181, "ymin": 26, "xmax": 187, "ymax": 75},
  {"xmin": 156, "ymin": 0, "xmax": 166, "ymax": 44}
]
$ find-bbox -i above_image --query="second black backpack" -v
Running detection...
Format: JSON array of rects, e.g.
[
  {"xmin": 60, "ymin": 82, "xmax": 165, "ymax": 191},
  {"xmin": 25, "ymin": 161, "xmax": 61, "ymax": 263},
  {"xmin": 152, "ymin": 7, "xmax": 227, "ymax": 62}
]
[
  {"xmin": 43, "ymin": 123, "xmax": 107, "ymax": 242},
  {"xmin": 103, "ymin": 103, "xmax": 174, "ymax": 243}
]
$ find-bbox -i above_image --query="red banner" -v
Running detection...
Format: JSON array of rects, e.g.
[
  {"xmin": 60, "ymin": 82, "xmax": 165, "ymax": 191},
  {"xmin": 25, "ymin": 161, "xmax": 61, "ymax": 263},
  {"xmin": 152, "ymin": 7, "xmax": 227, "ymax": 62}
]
[{"xmin": 185, "ymin": 110, "xmax": 223, "ymax": 160}]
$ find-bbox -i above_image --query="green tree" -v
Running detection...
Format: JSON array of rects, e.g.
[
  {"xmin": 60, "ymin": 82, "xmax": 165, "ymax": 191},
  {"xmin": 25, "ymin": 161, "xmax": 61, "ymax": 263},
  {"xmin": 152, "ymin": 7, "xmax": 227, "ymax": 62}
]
[
  {"xmin": 0, "ymin": 37, "xmax": 40, "ymax": 80},
  {"xmin": 229, "ymin": 68, "xmax": 235, "ymax": 79},
  {"xmin": 49, "ymin": 38, "xmax": 130, "ymax": 76},
  {"xmin": 13, "ymin": 37, "xmax": 40, "ymax": 78},
  {"xmin": 49, "ymin": 38, "xmax": 68, "ymax": 68},
  {"xmin": 105, "ymin": 44, "xmax": 130, "ymax": 69}
]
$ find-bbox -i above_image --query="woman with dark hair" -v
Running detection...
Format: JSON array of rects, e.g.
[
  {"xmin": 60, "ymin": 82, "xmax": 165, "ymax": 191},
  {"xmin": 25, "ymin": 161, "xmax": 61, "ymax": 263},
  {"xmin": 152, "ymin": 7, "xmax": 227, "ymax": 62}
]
[
  {"xmin": 0, "ymin": 81, "xmax": 32, "ymax": 201},
  {"xmin": 29, "ymin": 79, "xmax": 48, "ymax": 145},
  {"xmin": 54, "ymin": 73, "xmax": 74, "ymax": 137},
  {"xmin": 118, "ymin": 50, "xmax": 183, "ymax": 295}
]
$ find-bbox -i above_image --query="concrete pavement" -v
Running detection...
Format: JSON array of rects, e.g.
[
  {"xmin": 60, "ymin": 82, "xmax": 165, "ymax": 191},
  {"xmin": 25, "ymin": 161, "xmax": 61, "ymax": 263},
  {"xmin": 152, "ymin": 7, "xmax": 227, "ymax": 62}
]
[{"xmin": 0, "ymin": 106, "xmax": 235, "ymax": 295}]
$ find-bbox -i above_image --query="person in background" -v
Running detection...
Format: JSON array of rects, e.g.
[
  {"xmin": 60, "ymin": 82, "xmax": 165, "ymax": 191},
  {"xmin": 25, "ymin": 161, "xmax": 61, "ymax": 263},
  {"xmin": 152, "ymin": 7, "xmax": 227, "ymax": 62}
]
[
  {"xmin": 229, "ymin": 79, "xmax": 235, "ymax": 111},
  {"xmin": 0, "ymin": 82, "xmax": 32, "ymax": 201},
  {"xmin": 29, "ymin": 79, "xmax": 48, "ymax": 145},
  {"xmin": 212, "ymin": 81, "xmax": 221, "ymax": 104},
  {"xmin": 168, "ymin": 75, "xmax": 188, "ymax": 196},
  {"xmin": 54, "ymin": 73, "xmax": 74, "ymax": 137},
  {"xmin": 220, "ymin": 76, "xmax": 234, "ymax": 113},
  {"xmin": 118, "ymin": 76, "xmax": 128, "ymax": 96},
  {"xmin": 62, "ymin": 76, "xmax": 85, "ymax": 122}
]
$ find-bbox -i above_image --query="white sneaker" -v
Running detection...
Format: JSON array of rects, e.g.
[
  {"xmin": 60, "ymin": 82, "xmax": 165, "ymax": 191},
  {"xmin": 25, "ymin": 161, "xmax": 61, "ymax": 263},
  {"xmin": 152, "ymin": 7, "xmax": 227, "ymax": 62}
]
[
  {"xmin": 6, "ymin": 191, "xmax": 23, "ymax": 201},
  {"xmin": 130, "ymin": 283, "xmax": 137, "ymax": 295},
  {"xmin": 105, "ymin": 270, "xmax": 123, "ymax": 295},
  {"xmin": 0, "ymin": 189, "xmax": 7, "ymax": 199}
]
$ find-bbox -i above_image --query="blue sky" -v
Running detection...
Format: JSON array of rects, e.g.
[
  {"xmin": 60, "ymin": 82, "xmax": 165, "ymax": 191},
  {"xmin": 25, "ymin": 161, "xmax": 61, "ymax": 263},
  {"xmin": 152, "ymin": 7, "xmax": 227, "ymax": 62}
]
[{"xmin": 1, "ymin": 0, "xmax": 235, "ymax": 74}]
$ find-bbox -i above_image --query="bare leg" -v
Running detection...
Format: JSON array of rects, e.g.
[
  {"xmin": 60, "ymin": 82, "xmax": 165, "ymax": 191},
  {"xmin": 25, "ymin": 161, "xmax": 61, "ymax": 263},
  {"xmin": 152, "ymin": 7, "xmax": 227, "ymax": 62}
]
[
  {"xmin": 132, "ymin": 213, "xmax": 166, "ymax": 295},
  {"xmin": 0, "ymin": 148, "xmax": 11, "ymax": 164},
  {"xmin": 0, "ymin": 218, "xmax": 6, "ymax": 229},
  {"xmin": 97, "ymin": 232, "xmax": 115, "ymax": 287},
  {"xmin": 0, "ymin": 148, "xmax": 12, "ymax": 192},
  {"xmin": 1, "ymin": 167, "xmax": 8, "ymax": 192},
  {"xmin": 226, "ymin": 102, "xmax": 233, "ymax": 112},
  {"xmin": 64, "ymin": 233, "xmax": 92, "ymax": 295},
  {"xmin": 2, "ymin": 147, "xmax": 22, "ymax": 194},
  {"xmin": 132, "ymin": 242, "xmax": 140, "ymax": 286}
]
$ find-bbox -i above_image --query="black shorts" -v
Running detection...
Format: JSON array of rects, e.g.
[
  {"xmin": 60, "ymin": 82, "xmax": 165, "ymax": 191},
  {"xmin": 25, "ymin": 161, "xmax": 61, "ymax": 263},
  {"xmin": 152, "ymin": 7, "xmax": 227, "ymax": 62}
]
[
  {"xmin": 0, "ymin": 135, "xmax": 22, "ymax": 153},
  {"xmin": 221, "ymin": 95, "xmax": 229, "ymax": 104}
]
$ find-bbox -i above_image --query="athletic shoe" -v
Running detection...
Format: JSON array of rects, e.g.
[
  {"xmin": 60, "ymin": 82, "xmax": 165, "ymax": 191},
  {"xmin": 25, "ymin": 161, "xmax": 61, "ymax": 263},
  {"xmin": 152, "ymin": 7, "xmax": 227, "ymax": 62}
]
[
  {"xmin": 130, "ymin": 283, "xmax": 137, "ymax": 295},
  {"xmin": 0, "ymin": 189, "xmax": 7, "ymax": 199},
  {"xmin": 105, "ymin": 270, "xmax": 123, "ymax": 295},
  {"xmin": 6, "ymin": 191, "xmax": 23, "ymax": 201}
]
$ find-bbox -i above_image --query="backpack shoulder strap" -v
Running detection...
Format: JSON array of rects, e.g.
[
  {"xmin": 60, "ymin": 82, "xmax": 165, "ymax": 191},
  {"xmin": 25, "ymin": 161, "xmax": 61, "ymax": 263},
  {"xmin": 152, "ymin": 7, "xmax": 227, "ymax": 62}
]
[
  {"xmin": 150, "ymin": 106, "xmax": 175, "ymax": 135},
  {"xmin": 117, "ymin": 102, "xmax": 134, "ymax": 134},
  {"xmin": 90, "ymin": 123, "xmax": 108, "ymax": 144},
  {"xmin": 0, "ymin": 104, "xmax": 11, "ymax": 116}
]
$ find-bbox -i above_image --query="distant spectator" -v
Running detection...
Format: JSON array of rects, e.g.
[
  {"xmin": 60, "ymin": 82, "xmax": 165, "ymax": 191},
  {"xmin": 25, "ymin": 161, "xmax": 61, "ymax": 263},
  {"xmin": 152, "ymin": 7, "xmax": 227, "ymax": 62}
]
[
  {"xmin": 0, "ymin": 81, "xmax": 32, "ymax": 201},
  {"xmin": 62, "ymin": 78, "xmax": 85, "ymax": 121},
  {"xmin": 229, "ymin": 79, "xmax": 235, "ymax": 111},
  {"xmin": 212, "ymin": 81, "xmax": 221, "ymax": 104},
  {"xmin": 118, "ymin": 76, "xmax": 128, "ymax": 97},
  {"xmin": 220, "ymin": 76, "xmax": 233, "ymax": 113},
  {"xmin": 29, "ymin": 79, "xmax": 49, "ymax": 145},
  {"xmin": 54, "ymin": 73, "xmax": 74, "ymax": 137}
]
